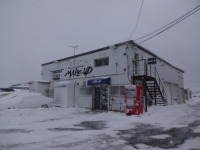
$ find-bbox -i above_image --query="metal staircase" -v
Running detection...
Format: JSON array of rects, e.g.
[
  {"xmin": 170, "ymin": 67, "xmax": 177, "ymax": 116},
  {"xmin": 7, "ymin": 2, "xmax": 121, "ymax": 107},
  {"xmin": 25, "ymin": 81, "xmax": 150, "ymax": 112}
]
[
  {"xmin": 146, "ymin": 77, "xmax": 166, "ymax": 106},
  {"xmin": 133, "ymin": 60, "xmax": 167, "ymax": 107}
]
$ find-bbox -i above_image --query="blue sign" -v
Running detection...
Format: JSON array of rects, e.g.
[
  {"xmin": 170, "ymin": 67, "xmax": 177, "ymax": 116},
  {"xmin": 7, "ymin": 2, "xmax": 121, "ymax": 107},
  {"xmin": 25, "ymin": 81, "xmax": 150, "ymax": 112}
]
[{"xmin": 87, "ymin": 77, "xmax": 111, "ymax": 86}]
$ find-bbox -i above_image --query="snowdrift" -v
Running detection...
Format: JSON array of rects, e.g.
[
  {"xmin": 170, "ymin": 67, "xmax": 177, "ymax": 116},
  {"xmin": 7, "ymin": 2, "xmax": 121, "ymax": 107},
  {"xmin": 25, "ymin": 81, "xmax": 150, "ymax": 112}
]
[{"xmin": 0, "ymin": 92, "xmax": 53, "ymax": 110}]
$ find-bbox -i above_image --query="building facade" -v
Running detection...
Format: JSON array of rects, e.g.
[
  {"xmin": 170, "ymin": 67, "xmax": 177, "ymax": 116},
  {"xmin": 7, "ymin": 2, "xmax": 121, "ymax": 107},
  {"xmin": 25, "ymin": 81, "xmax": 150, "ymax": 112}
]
[
  {"xmin": 41, "ymin": 40, "xmax": 184, "ymax": 111},
  {"xmin": 29, "ymin": 81, "xmax": 50, "ymax": 97},
  {"xmin": 192, "ymin": 91, "xmax": 200, "ymax": 99}
]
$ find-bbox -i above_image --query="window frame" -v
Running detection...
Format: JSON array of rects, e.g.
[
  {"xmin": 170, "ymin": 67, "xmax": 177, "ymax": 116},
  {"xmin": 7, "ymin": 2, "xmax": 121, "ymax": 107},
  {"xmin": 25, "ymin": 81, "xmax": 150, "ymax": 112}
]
[
  {"xmin": 94, "ymin": 57, "xmax": 109, "ymax": 67},
  {"xmin": 79, "ymin": 87, "xmax": 93, "ymax": 96},
  {"xmin": 110, "ymin": 86, "xmax": 125, "ymax": 96}
]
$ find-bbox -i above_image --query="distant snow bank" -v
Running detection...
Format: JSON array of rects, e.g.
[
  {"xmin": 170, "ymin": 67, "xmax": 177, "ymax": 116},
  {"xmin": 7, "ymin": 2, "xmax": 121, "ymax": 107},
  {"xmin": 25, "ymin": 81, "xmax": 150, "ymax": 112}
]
[
  {"xmin": 0, "ymin": 90, "xmax": 199, "ymax": 112},
  {"xmin": 0, "ymin": 92, "xmax": 53, "ymax": 110}
]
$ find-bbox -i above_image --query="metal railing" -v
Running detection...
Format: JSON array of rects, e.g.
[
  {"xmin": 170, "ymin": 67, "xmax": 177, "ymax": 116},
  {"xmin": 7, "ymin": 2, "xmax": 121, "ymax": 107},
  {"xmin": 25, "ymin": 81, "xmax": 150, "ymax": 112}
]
[
  {"xmin": 133, "ymin": 60, "xmax": 147, "ymax": 75},
  {"xmin": 149, "ymin": 65, "xmax": 167, "ymax": 104},
  {"xmin": 134, "ymin": 60, "xmax": 167, "ymax": 104}
]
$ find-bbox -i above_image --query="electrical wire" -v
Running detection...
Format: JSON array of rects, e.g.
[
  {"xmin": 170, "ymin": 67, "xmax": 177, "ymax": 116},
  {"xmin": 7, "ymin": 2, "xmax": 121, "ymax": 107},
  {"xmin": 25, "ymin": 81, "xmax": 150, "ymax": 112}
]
[
  {"xmin": 137, "ymin": 7, "xmax": 200, "ymax": 44},
  {"xmin": 134, "ymin": 4, "xmax": 200, "ymax": 42},
  {"xmin": 129, "ymin": 0, "xmax": 145, "ymax": 40},
  {"xmin": 134, "ymin": 4, "xmax": 200, "ymax": 44}
]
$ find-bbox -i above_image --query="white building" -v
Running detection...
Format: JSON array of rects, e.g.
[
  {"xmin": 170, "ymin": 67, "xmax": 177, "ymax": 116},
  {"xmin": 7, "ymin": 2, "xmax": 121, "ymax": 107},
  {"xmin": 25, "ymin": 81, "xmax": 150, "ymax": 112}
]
[
  {"xmin": 41, "ymin": 40, "xmax": 184, "ymax": 111},
  {"xmin": 29, "ymin": 81, "xmax": 50, "ymax": 97},
  {"xmin": 184, "ymin": 88, "xmax": 192, "ymax": 101},
  {"xmin": 192, "ymin": 91, "xmax": 200, "ymax": 99},
  {"xmin": 10, "ymin": 82, "xmax": 29, "ymax": 91}
]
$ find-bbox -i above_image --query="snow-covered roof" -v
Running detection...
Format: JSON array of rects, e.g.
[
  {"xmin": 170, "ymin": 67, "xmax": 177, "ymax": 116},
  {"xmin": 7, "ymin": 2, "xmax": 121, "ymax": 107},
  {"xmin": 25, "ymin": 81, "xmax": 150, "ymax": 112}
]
[
  {"xmin": 29, "ymin": 80, "xmax": 50, "ymax": 84},
  {"xmin": 41, "ymin": 40, "xmax": 184, "ymax": 73}
]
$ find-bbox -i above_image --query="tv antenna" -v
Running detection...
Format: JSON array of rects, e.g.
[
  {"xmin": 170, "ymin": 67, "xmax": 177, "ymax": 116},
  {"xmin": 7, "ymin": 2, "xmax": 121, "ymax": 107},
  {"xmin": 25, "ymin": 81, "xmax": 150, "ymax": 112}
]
[{"xmin": 69, "ymin": 45, "xmax": 78, "ymax": 56}]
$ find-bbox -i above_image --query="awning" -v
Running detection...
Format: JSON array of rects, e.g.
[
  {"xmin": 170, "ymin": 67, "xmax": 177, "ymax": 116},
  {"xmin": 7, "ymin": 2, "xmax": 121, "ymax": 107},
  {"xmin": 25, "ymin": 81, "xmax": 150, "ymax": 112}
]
[{"xmin": 87, "ymin": 77, "xmax": 111, "ymax": 86}]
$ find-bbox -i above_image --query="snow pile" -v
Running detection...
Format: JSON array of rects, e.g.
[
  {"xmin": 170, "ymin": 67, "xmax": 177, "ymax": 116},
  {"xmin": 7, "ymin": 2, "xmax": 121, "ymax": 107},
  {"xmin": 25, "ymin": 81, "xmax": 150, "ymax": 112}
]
[{"xmin": 0, "ymin": 92, "xmax": 53, "ymax": 110}]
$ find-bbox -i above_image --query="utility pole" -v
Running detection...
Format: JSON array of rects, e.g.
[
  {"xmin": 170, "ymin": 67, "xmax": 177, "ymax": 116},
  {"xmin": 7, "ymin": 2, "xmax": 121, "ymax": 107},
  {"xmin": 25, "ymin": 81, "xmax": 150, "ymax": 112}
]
[{"xmin": 69, "ymin": 45, "xmax": 78, "ymax": 56}]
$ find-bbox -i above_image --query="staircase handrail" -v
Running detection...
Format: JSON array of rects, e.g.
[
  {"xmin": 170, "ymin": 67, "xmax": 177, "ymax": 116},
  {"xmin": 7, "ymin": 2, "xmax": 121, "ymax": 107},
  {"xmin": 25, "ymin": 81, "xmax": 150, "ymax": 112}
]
[
  {"xmin": 153, "ymin": 66, "xmax": 168, "ymax": 105},
  {"xmin": 146, "ymin": 64, "xmax": 167, "ymax": 105},
  {"xmin": 134, "ymin": 60, "xmax": 168, "ymax": 105}
]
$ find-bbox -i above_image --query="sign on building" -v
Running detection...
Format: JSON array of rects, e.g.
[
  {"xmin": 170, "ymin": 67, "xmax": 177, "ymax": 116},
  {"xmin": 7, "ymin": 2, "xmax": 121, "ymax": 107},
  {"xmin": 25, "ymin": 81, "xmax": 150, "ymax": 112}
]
[
  {"xmin": 147, "ymin": 58, "xmax": 157, "ymax": 64},
  {"xmin": 87, "ymin": 77, "xmax": 111, "ymax": 86}
]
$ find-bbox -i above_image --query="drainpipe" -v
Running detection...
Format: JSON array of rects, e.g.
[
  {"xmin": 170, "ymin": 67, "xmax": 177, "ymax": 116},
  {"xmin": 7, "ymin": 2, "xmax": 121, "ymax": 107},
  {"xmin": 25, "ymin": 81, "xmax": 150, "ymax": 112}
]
[
  {"xmin": 170, "ymin": 83, "xmax": 173, "ymax": 105},
  {"xmin": 73, "ymin": 82, "xmax": 76, "ymax": 107},
  {"xmin": 144, "ymin": 59, "xmax": 147, "ymax": 112},
  {"xmin": 126, "ymin": 45, "xmax": 132, "ymax": 84},
  {"xmin": 108, "ymin": 86, "xmax": 110, "ymax": 111}
]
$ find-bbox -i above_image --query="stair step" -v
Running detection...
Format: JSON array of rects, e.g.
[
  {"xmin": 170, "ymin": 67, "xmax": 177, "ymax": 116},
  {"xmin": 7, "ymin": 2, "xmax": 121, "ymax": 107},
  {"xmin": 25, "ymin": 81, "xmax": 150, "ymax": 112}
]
[
  {"xmin": 151, "ymin": 97, "xmax": 163, "ymax": 98},
  {"xmin": 150, "ymin": 93, "xmax": 161, "ymax": 95},
  {"xmin": 149, "ymin": 92, "xmax": 161, "ymax": 94},
  {"xmin": 156, "ymin": 101, "xmax": 165, "ymax": 103},
  {"xmin": 155, "ymin": 103, "xmax": 165, "ymax": 107},
  {"xmin": 150, "ymin": 95, "xmax": 162, "ymax": 97},
  {"xmin": 147, "ymin": 86, "xmax": 157, "ymax": 87},
  {"xmin": 146, "ymin": 81, "xmax": 156, "ymax": 83},
  {"xmin": 157, "ymin": 103, "xmax": 166, "ymax": 105},
  {"xmin": 150, "ymin": 92, "xmax": 162, "ymax": 94},
  {"xmin": 148, "ymin": 91, "xmax": 160, "ymax": 93},
  {"xmin": 148, "ymin": 87, "xmax": 159, "ymax": 89},
  {"xmin": 156, "ymin": 100, "xmax": 165, "ymax": 102},
  {"xmin": 148, "ymin": 90, "xmax": 161, "ymax": 92}
]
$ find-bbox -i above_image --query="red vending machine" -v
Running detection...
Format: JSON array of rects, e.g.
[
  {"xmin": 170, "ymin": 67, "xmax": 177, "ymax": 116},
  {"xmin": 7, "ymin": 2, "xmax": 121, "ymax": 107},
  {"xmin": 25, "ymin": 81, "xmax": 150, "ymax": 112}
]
[{"xmin": 124, "ymin": 85, "xmax": 143, "ymax": 115}]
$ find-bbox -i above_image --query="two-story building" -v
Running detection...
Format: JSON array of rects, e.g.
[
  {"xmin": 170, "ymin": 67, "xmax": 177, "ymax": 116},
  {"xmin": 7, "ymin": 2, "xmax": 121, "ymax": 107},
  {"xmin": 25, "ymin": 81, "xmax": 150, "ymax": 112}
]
[{"xmin": 41, "ymin": 40, "xmax": 184, "ymax": 111}]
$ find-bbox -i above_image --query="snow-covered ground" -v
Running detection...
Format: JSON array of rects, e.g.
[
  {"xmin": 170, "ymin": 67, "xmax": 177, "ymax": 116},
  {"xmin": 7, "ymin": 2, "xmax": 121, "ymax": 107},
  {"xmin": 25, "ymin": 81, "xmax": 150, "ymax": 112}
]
[
  {"xmin": 0, "ymin": 92, "xmax": 53, "ymax": 110},
  {"xmin": 0, "ymin": 92, "xmax": 200, "ymax": 150}
]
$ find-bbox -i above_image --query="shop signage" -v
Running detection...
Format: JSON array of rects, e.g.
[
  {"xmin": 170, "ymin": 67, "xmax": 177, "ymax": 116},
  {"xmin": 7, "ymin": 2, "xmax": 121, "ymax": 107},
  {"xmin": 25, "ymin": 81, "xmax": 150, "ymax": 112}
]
[
  {"xmin": 147, "ymin": 58, "xmax": 157, "ymax": 64},
  {"xmin": 51, "ymin": 69, "xmax": 64, "ymax": 80},
  {"xmin": 51, "ymin": 66, "xmax": 93, "ymax": 80},
  {"xmin": 65, "ymin": 66, "xmax": 93, "ymax": 78},
  {"xmin": 87, "ymin": 77, "xmax": 111, "ymax": 86}
]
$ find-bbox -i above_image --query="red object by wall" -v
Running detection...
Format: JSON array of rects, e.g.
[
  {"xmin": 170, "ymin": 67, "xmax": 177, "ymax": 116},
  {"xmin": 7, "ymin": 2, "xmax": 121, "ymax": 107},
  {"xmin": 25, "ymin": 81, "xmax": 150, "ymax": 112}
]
[{"xmin": 124, "ymin": 85, "xmax": 143, "ymax": 115}]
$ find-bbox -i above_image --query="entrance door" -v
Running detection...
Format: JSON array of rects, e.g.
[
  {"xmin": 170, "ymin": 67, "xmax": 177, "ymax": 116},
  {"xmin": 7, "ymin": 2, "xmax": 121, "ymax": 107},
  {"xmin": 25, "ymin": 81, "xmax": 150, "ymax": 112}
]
[
  {"xmin": 94, "ymin": 86, "xmax": 108, "ymax": 110},
  {"xmin": 94, "ymin": 87, "xmax": 101, "ymax": 109},
  {"xmin": 101, "ymin": 85, "xmax": 108, "ymax": 110}
]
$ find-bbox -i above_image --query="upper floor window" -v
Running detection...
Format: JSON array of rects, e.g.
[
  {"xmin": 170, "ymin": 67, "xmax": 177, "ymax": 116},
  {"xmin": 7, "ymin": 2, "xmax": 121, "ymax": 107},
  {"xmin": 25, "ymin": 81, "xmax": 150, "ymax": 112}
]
[{"xmin": 94, "ymin": 57, "xmax": 109, "ymax": 67}]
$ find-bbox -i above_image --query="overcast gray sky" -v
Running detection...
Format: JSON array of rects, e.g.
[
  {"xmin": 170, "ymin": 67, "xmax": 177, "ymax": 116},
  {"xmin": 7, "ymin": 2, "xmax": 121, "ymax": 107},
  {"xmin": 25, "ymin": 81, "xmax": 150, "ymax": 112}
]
[{"xmin": 0, "ymin": 0, "xmax": 200, "ymax": 91}]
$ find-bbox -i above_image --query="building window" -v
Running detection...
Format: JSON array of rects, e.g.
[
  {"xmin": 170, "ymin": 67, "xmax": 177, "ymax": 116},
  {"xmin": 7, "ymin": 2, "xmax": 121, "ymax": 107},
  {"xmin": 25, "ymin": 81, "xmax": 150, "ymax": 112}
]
[
  {"xmin": 79, "ymin": 87, "xmax": 92, "ymax": 96},
  {"xmin": 119, "ymin": 86, "xmax": 125, "ymax": 95},
  {"xmin": 94, "ymin": 57, "xmax": 109, "ymax": 67},
  {"xmin": 110, "ymin": 86, "xmax": 125, "ymax": 96},
  {"xmin": 110, "ymin": 86, "xmax": 119, "ymax": 95}
]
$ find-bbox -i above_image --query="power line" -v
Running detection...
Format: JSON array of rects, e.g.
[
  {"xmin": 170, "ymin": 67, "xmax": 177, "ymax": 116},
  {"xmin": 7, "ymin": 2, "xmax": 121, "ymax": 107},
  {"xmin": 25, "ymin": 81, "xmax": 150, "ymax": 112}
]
[
  {"xmin": 137, "ymin": 6, "xmax": 200, "ymax": 44},
  {"xmin": 129, "ymin": 0, "xmax": 145, "ymax": 40},
  {"xmin": 134, "ymin": 4, "xmax": 200, "ymax": 42},
  {"xmin": 134, "ymin": 4, "xmax": 200, "ymax": 44}
]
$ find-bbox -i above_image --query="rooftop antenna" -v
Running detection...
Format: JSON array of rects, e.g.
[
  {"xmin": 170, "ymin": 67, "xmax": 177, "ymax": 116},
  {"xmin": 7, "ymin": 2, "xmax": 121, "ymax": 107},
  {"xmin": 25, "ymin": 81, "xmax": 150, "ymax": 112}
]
[{"xmin": 69, "ymin": 45, "xmax": 78, "ymax": 56}]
